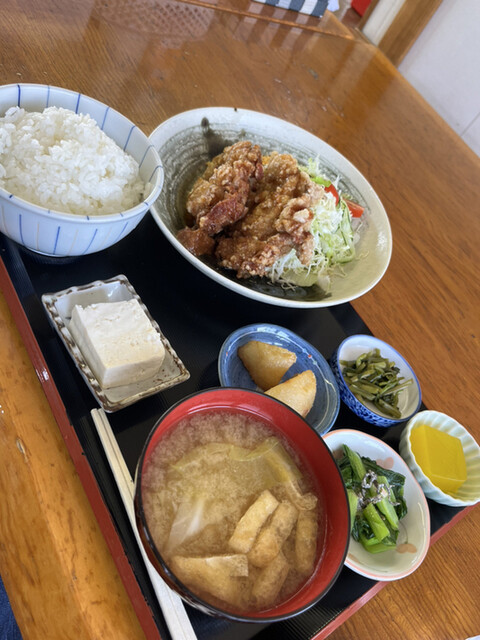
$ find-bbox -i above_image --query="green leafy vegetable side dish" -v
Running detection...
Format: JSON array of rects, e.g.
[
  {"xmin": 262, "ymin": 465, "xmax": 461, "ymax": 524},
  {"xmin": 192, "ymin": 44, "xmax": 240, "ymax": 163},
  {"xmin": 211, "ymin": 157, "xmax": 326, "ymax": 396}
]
[
  {"xmin": 337, "ymin": 444, "xmax": 407, "ymax": 554},
  {"xmin": 340, "ymin": 348, "xmax": 412, "ymax": 419}
]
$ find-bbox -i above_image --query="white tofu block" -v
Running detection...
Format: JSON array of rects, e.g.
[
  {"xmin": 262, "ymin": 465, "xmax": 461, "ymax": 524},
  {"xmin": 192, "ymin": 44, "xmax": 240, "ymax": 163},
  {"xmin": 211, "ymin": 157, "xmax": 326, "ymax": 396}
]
[{"xmin": 69, "ymin": 299, "xmax": 165, "ymax": 388}]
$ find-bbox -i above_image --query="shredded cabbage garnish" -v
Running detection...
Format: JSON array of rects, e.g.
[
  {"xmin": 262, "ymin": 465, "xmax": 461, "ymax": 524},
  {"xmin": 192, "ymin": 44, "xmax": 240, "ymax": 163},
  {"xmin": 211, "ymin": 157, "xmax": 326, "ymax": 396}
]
[{"xmin": 265, "ymin": 158, "xmax": 359, "ymax": 290}]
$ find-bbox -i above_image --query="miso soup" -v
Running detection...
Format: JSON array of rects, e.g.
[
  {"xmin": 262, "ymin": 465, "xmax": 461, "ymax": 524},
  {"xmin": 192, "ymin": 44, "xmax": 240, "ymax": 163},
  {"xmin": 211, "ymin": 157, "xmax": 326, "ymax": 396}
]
[{"xmin": 141, "ymin": 410, "xmax": 325, "ymax": 613}]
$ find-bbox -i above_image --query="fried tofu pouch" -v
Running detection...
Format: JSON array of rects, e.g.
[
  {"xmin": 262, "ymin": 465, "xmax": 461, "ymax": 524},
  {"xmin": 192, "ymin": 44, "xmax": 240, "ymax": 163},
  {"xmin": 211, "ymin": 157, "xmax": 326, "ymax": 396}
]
[
  {"xmin": 294, "ymin": 509, "xmax": 318, "ymax": 575},
  {"xmin": 248, "ymin": 500, "xmax": 298, "ymax": 568},
  {"xmin": 265, "ymin": 370, "xmax": 316, "ymax": 417},
  {"xmin": 238, "ymin": 340, "xmax": 296, "ymax": 390},
  {"xmin": 228, "ymin": 489, "xmax": 279, "ymax": 554},
  {"xmin": 171, "ymin": 554, "xmax": 248, "ymax": 608},
  {"xmin": 251, "ymin": 551, "xmax": 290, "ymax": 610}
]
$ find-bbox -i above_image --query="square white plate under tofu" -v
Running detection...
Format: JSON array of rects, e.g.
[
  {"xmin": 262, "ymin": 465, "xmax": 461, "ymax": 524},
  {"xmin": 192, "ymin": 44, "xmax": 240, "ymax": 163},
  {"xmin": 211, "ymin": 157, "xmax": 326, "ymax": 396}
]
[{"xmin": 42, "ymin": 275, "xmax": 190, "ymax": 411}]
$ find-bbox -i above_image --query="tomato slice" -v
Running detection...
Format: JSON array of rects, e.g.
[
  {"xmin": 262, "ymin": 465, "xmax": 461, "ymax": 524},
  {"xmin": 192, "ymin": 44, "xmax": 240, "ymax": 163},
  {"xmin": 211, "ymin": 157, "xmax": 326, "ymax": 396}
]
[
  {"xmin": 345, "ymin": 199, "xmax": 364, "ymax": 218},
  {"xmin": 325, "ymin": 183, "xmax": 339, "ymax": 205}
]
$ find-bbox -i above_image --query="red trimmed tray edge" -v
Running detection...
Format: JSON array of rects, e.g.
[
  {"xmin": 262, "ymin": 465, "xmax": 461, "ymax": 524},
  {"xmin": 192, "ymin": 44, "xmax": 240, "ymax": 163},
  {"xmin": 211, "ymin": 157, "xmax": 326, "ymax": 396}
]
[
  {"xmin": 0, "ymin": 257, "xmax": 163, "ymax": 640},
  {"xmin": 0, "ymin": 255, "xmax": 475, "ymax": 640}
]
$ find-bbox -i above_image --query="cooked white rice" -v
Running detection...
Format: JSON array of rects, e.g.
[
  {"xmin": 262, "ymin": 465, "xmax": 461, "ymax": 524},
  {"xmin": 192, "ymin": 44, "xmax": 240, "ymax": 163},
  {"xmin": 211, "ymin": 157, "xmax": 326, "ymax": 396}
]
[{"xmin": 0, "ymin": 106, "xmax": 144, "ymax": 215}]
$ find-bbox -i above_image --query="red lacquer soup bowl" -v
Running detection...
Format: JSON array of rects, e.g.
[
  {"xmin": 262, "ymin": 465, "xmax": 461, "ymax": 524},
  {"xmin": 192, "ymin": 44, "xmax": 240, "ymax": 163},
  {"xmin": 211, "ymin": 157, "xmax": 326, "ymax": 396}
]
[{"xmin": 134, "ymin": 387, "xmax": 349, "ymax": 623}]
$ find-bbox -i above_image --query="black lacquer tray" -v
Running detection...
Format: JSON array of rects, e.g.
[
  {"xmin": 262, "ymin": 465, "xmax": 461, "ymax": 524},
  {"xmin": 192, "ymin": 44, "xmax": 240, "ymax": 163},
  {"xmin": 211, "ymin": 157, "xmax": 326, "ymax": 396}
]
[{"xmin": 0, "ymin": 215, "xmax": 466, "ymax": 640}]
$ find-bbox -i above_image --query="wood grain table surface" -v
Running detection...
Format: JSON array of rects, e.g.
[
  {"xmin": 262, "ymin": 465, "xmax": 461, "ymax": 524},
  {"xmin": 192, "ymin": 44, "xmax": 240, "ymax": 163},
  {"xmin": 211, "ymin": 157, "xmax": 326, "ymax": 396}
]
[{"xmin": 0, "ymin": 1, "xmax": 479, "ymax": 639}]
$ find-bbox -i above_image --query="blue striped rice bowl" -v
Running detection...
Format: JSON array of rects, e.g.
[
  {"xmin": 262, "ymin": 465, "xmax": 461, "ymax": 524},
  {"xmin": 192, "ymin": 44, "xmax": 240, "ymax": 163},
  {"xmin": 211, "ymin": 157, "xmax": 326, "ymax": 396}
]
[{"xmin": 0, "ymin": 83, "xmax": 163, "ymax": 257}]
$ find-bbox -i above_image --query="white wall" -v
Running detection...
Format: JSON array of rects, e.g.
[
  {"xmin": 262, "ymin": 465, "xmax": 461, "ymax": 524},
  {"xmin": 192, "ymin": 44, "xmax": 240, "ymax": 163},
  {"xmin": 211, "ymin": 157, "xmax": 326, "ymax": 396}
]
[
  {"xmin": 397, "ymin": 0, "xmax": 480, "ymax": 157},
  {"xmin": 362, "ymin": 0, "xmax": 480, "ymax": 158}
]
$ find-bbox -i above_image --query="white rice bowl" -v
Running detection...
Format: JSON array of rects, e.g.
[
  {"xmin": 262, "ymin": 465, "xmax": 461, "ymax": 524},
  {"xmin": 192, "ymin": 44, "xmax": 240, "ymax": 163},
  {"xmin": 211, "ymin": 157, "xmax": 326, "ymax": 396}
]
[
  {"xmin": 0, "ymin": 83, "xmax": 163, "ymax": 257},
  {"xmin": 0, "ymin": 106, "xmax": 144, "ymax": 215}
]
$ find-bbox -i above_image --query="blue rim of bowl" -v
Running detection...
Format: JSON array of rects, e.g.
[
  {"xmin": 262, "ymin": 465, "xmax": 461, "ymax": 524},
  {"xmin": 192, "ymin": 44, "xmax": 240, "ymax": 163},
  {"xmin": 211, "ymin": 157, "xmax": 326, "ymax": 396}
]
[
  {"xmin": 333, "ymin": 334, "xmax": 422, "ymax": 425},
  {"xmin": 0, "ymin": 83, "xmax": 164, "ymax": 220},
  {"xmin": 218, "ymin": 323, "xmax": 340, "ymax": 435}
]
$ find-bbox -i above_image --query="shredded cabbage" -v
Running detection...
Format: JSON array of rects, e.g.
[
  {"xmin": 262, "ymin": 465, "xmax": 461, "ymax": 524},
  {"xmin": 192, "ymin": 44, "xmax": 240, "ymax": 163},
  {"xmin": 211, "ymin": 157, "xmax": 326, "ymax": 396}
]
[{"xmin": 265, "ymin": 159, "xmax": 358, "ymax": 289}]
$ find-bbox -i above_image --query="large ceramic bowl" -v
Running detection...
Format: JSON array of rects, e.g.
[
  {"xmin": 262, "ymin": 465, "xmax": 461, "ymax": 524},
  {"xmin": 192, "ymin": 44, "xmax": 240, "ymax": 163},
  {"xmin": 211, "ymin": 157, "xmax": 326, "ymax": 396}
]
[
  {"xmin": 148, "ymin": 107, "xmax": 392, "ymax": 308},
  {"xmin": 330, "ymin": 334, "xmax": 422, "ymax": 427},
  {"xmin": 134, "ymin": 388, "xmax": 350, "ymax": 623},
  {"xmin": 399, "ymin": 410, "xmax": 480, "ymax": 507},
  {"xmin": 324, "ymin": 429, "xmax": 430, "ymax": 582},
  {"xmin": 0, "ymin": 83, "xmax": 163, "ymax": 257}
]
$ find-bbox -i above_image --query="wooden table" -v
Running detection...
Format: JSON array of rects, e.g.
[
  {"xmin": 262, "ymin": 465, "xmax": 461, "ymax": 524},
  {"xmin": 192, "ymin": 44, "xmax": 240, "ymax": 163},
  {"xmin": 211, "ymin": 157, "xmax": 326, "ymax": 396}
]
[{"xmin": 1, "ymin": 1, "xmax": 479, "ymax": 639}]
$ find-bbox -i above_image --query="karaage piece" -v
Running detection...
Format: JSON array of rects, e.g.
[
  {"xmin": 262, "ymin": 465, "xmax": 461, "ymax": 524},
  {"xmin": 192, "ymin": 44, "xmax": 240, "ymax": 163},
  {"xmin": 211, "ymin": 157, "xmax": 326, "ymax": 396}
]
[
  {"xmin": 175, "ymin": 226, "xmax": 216, "ymax": 257},
  {"xmin": 177, "ymin": 140, "xmax": 263, "ymax": 256},
  {"xmin": 237, "ymin": 340, "xmax": 297, "ymax": 390},
  {"xmin": 215, "ymin": 152, "xmax": 323, "ymax": 278}
]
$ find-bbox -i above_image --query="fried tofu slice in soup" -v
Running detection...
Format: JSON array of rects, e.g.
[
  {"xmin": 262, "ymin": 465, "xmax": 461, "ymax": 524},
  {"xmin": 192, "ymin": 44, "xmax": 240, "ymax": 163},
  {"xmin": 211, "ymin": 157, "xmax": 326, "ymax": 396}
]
[
  {"xmin": 228, "ymin": 489, "xmax": 280, "ymax": 554},
  {"xmin": 171, "ymin": 554, "xmax": 248, "ymax": 608},
  {"xmin": 248, "ymin": 500, "xmax": 298, "ymax": 568},
  {"xmin": 251, "ymin": 550, "xmax": 290, "ymax": 610},
  {"xmin": 237, "ymin": 340, "xmax": 297, "ymax": 390},
  {"xmin": 294, "ymin": 509, "xmax": 318, "ymax": 575}
]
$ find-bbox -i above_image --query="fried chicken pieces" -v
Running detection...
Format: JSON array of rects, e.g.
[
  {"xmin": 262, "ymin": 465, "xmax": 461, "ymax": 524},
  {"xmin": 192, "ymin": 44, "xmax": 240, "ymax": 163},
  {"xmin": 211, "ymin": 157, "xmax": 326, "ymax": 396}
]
[
  {"xmin": 177, "ymin": 141, "xmax": 263, "ymax": 258},
  {"xmin": 177, "ymin": 141, "xmax": 324, "ymax": 279}
]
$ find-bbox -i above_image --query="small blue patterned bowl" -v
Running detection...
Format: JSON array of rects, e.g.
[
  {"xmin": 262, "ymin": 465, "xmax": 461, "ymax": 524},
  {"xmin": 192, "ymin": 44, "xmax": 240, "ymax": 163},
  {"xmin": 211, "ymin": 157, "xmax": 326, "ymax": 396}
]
[
  {"xmin": 330, "ymin": 334, "xmax": 421, "ymax": 428},
  {"xmin": 219, "ymin": 323, "xmax": 340, "ymax": 436}
]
